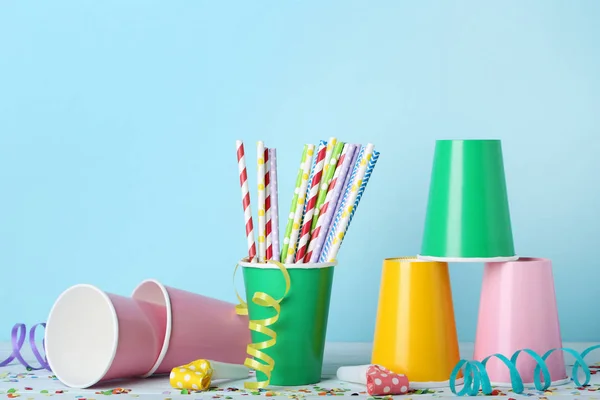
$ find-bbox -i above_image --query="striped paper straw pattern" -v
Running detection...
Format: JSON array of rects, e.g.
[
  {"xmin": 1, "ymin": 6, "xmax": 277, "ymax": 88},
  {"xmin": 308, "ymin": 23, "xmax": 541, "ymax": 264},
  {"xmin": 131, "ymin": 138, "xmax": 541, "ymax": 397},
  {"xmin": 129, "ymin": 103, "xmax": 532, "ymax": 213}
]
[
  {"xmin": 256, "ymin": 141, "xmax": 266, "ymax": 262},
  {"xmin": 319, "ymin": 145, "xmax": 366, "ymax": 262},
  {"xmin": 280, "ymin": 144, "xmax": 314, "ymax": 262},
  {"xmin": 264, "ymin": 148, "xmax": 272, "ymax": 260},
  {"xmin": 332, "ymin": 144, "xmax": 362, "ymax": 224},
  {"xmin": 235, "ymin": 140, "xmax": 257, "ymax": 262},
  {"xmin": 305, "ymin": 143, "xmax": 356, "ymax": 263},
  {"xmin": 295, "ymin": 143, "xmax": 327, "ymax": 262},
  {"xmin": 311, "ymin": 141, "xmax": 345, "ymax": 233},
  {"xmin": 303, "ymin": 140, "xmax": 326, "ymax": 220},
  {"xmin": 285, "ymin": 146, "xmax": 314, "ymax": 263},
  {"xmin": 320, "ymin": 144, "xmax": 375, "ymax": 262},
  {"xmin": 269, "ymin": 148, "xmax": 280, "ymax": 262},
  {"xmin": 344, "ymin": 150, "xmax": 380, "ymax": 236}
]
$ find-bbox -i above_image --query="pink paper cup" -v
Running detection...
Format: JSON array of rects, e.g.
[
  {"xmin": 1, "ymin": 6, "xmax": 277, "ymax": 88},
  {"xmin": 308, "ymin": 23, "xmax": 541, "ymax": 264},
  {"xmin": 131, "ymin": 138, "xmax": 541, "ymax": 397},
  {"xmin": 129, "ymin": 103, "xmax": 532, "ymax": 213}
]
[
  {"xmin": 473, "ymin": 257, "xmax": 567, "ymax": 386},
  {"xmin": 45, "ymin": 284, "xmax": 163, "ymax": 388},
  {"xmin": 132, "ymin": 279, "xmax": 251, "ymax": 376}
]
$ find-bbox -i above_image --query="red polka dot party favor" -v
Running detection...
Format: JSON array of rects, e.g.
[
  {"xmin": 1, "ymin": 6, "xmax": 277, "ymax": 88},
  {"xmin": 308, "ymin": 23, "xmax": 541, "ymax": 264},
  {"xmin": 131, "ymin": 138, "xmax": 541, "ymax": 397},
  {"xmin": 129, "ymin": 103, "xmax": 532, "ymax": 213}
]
[{"xmin": 336, "ymin": 364, "xmax": 409, "ymax": 395}]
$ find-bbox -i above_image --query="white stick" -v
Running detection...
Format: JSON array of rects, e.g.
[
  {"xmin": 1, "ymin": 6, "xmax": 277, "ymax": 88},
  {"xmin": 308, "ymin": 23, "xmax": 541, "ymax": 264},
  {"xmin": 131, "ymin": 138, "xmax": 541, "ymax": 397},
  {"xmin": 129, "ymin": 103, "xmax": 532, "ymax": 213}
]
[
  {"xmin": 211, "ymin": 361, "xmax": 251, "ymax": 381},
  {"xmin": 336, "ymin": 365, "xmax": 370, "ymax": 385}
]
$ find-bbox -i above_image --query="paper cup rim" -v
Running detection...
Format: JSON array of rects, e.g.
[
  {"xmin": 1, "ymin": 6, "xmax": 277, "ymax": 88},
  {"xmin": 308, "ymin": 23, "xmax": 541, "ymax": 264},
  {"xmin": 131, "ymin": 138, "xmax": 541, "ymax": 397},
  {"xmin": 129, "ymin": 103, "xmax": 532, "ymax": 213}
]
[
  {"xmin": 436, "ymin": 139, "xmax": 501, "ymax": 143},
  {"xmin": 238, "ymin": 259, "xmax": 337, "ymax": 269},
  {"xmin": 384, "ymin": 256, "xmax": 433, "ymax": 262},
  {"xmin": 488, "ymin": 256, "xmax": 548, "ymax": 263},
  {"xmin": 417, "ymin": 255, "xmax": 519, "ymax": 262},
  {"xmin": 410, "ymin": 377, "xmax": 464, "ymax": 389},
  {"xmin": 131, "ymin": 279, "xmax": 173, "ymax": 378},
  {"xmin": 45, "ymin": 284, "xmax": 119, "ymax": 388},
  {"xmin": 488, "ymin": 376, "xmax": 570, "ymax": 387}
]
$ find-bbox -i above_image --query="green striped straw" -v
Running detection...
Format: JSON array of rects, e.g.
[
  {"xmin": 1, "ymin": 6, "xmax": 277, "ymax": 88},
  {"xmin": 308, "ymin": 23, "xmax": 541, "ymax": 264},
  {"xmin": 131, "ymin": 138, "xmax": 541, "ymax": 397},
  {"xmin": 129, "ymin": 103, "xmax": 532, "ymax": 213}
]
[
  {"xmin": 280, "ymin": 144, "xmax": 315, "ymax": 262},
  {"xmin": 311, "ymin": 141, "xmax": 345, "ymax": 232}
]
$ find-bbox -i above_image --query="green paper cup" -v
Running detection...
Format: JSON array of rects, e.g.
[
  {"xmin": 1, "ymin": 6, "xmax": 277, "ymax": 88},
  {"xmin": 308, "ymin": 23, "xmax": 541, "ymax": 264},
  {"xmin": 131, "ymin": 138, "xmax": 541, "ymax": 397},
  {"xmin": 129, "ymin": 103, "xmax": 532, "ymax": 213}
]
[
  {"xmin": 419, "ymin": 139, "xmax": 517, "ymax": 262},
  {"xmin": 239, "ymin": 259, "xmax": 336, "ymax": 386}
]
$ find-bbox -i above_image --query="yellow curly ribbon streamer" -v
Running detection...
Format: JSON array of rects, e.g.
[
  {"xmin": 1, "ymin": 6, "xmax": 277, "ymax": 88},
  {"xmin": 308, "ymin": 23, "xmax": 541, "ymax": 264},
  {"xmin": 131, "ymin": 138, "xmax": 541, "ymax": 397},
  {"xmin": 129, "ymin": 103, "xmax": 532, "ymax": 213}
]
[
  {"xmin": 169, "ymin": 359, "xmax": 214, "ymax": 391},
  {"xmin": 233, "ymin": 259, "xmax": 291, "ymax": 389}
]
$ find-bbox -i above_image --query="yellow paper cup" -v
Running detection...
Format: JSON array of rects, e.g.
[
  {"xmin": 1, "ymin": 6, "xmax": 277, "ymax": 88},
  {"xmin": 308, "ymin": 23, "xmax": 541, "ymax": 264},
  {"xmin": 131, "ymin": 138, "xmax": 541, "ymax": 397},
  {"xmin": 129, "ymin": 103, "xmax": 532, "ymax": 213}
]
[{"xmin": 371, "ymin": 257, "xmax": 462, "ymax": 388}]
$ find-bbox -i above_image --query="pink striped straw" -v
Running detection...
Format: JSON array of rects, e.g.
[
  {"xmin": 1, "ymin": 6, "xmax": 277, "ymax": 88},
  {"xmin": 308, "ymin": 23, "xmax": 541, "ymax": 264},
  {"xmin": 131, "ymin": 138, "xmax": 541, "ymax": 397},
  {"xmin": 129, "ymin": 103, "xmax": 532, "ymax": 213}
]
[
  {"xmin": 264, "ymin": 148, "xmax": 272, "ymax": 260},
  {"xmin": 235, "ymin": 140, "xmax": 257, "ymax": 262},
  {"xmin": 305, "ymin": 143, "xmax": 355, "ymax": 263},
  {"xmin": 295, "ymin": 143, "xmax": 327, "ymax": 263}
]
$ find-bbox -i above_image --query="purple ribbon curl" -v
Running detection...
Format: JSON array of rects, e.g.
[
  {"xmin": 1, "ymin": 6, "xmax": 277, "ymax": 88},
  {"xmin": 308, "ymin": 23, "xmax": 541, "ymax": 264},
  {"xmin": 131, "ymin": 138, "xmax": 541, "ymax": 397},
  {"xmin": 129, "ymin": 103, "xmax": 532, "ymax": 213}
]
[{"xmin": 0, "ymin": 323, "xmax": 51, "ymax": 371}]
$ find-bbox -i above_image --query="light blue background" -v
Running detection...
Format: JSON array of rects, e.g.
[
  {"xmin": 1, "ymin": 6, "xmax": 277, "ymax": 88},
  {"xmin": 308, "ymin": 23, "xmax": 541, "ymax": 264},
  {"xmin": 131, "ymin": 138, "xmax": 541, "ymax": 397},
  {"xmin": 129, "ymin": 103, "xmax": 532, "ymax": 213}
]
[{"xmin": 1, "ymin": 1, "xmax": 599, "ymax": 343}]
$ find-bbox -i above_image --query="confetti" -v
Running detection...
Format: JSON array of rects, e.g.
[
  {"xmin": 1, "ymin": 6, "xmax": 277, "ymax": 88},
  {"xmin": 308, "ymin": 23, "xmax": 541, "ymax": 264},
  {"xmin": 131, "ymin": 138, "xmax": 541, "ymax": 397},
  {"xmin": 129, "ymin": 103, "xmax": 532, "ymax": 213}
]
[{"xmin": 4, "ymin": 365, "xmax": 600, "ymax": 398}]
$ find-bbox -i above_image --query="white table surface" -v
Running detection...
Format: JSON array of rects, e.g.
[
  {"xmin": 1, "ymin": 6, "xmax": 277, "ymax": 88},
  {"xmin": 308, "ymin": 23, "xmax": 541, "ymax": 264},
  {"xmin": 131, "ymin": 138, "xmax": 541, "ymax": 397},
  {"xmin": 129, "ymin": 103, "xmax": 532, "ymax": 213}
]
[{"xmin": 2, "ymin": 342, "xmax": 600, "ymax": 399}]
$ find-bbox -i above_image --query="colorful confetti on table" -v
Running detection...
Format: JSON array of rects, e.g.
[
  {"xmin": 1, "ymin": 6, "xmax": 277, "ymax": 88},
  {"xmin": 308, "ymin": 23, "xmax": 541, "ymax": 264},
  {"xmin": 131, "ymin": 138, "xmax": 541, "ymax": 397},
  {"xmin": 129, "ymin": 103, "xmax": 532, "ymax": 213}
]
[{"xmin": 4, "ymin": 362, "xmax": 600, "ymax": 399}]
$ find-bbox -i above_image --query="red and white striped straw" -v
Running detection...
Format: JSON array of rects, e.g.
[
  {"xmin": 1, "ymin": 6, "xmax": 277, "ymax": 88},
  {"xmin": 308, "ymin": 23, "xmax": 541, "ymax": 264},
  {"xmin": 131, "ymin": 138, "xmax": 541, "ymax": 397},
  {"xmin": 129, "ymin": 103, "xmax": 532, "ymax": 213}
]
[
  {"xmin": 304, "ymin": 144, "xmax": 350, "ymax": 263},
  {"xmin": 295, "ymin": 144, "xmax": 327, "ymax": 263},
  {"xmin": 236, "ymin": 140, "xmax": 257, "ymax": 262},
  {"xmin": 264, "ymin": 148, "xmax": 273, "ymax": 260}
]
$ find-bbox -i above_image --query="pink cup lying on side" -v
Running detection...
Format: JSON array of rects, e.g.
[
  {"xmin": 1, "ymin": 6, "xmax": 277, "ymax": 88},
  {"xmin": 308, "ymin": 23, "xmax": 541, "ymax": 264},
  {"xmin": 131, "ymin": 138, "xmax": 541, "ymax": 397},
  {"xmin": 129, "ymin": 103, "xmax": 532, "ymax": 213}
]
[
  {"xmin": 132, "ymin": 279, "xmax": 251, "ymax": 376},
  {"xmin": 45, "ymin": 284, "xmax": 166, "ymax": 388},
  {"xmin": 473, "ymin": 257, "xmax": 567, "ymax": 386}
]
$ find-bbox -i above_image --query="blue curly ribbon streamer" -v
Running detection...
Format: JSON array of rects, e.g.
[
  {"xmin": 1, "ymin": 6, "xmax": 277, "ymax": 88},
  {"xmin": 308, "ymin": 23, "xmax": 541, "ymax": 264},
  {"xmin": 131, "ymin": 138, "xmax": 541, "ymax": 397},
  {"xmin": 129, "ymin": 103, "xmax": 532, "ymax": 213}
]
[
  {"xmin": 0, "ymin": 323, "xmax": 51, "ymax": 371},
  {"xmin": 449, "ymin": 346, "xmax": 593, "ymax": 396}
]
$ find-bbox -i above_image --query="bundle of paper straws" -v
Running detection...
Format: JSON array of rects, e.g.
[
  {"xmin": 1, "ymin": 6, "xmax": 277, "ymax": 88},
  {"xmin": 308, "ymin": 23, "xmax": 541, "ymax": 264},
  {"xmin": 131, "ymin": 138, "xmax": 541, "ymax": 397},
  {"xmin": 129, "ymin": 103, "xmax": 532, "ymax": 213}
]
[{"xmin": 236, "ymin": 139, "xmax": 379, "ymax": 264}]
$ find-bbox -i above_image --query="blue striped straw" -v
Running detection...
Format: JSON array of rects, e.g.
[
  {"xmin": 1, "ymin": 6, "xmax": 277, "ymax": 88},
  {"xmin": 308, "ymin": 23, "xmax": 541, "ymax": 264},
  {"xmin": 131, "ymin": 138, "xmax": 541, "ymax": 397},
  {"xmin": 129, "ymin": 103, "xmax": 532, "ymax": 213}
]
[
  {"xmin": 319, "ymin": 145, "xmax": 365, "ymax": 262},
  {"xmin": 344, "ymin": 150, "xmax": 380, "ymax": 236}
]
